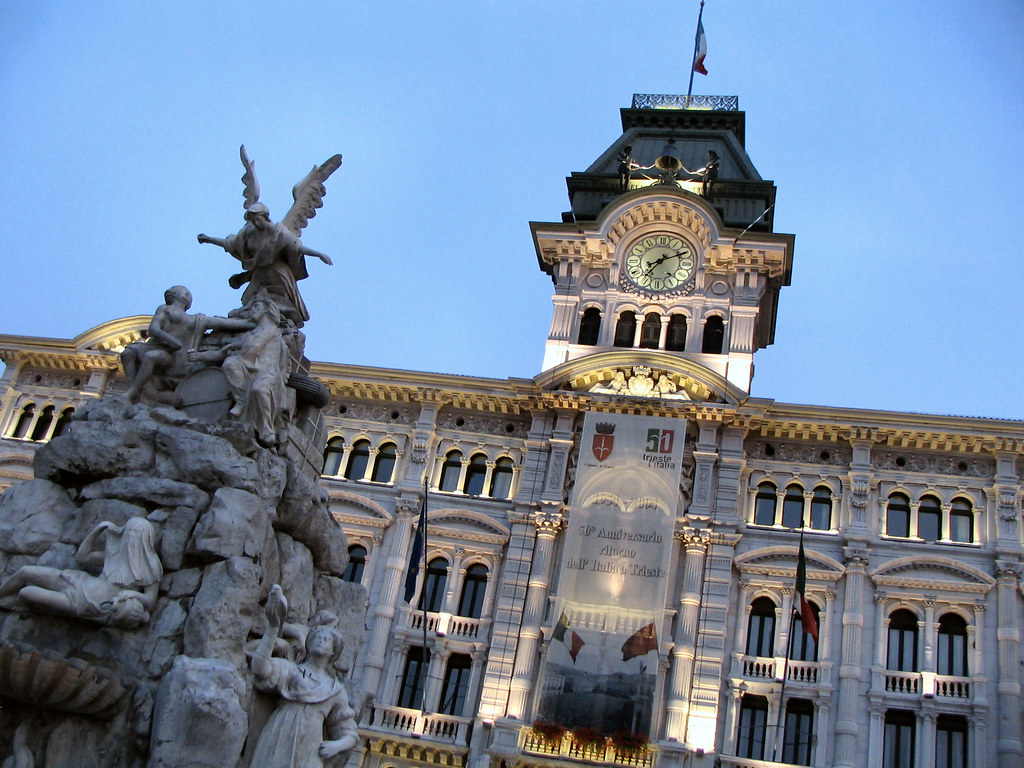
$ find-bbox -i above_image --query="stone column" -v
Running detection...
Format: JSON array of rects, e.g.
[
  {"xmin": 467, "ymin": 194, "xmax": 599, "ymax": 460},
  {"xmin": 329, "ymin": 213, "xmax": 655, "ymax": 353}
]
[
  {"xmin": 813, "ymin": 700, "xmax": 831, "ymax": 768},
  {"xmin": 423, "ymin": 646, "xmax": 451, "ymax": 714},
  {"xmin": 663, "ymin": 527, "xmax": 710, "ymax": 740},
  {"xmin": 833, "ymin": 544, "xmax": 869, "ymax": 768},
  {"xmin": 995, "ymin": 559, "xmax": 1022, "ymax": 767},
  {"xmin": 658, "ymin": 316, "xmax": 670, "ymax": 349},
  {"xmin": 918, "ymin": 708, "xmax": 937, "ymax": 768},
  {"xmin": 442, "ymin": 547, "xmax": 465, "ymax": 614},
  {"xmin": 506, "ymin": 509, "xmax": 563, "ymax": 719},
  {"xmin": 920, "ymin": 597, "xmax": 937, "ymax": 697}
]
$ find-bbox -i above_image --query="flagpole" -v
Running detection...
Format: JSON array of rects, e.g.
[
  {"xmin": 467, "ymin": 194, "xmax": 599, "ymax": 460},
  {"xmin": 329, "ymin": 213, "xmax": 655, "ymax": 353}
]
[
  {"xmin": 772, "ymin": 517, "xmax": 807, "ymax": 762},
  {"xmin": 421, "ymin": 474, "xmax": 429, "ymax": 714},
  {"xmin": 685, "ymin": 0, "xmax": 705, "ymax": 108}
]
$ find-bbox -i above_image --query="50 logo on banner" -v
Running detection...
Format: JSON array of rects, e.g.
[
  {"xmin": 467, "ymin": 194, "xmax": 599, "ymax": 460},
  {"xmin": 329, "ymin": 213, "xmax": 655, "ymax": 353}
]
[{"xmin": 646, "ymin": 428, "xmax": 674, "ymax": 454}]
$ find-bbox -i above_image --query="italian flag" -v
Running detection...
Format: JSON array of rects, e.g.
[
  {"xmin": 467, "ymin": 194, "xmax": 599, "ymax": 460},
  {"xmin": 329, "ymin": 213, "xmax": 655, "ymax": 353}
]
[
  {"xmin": 795, "ymin": 539, "xmax": 819, "ymax": 642},
  {"xmin": 693, "ymin": 18, "xmax": 708, "ymax": 75}
]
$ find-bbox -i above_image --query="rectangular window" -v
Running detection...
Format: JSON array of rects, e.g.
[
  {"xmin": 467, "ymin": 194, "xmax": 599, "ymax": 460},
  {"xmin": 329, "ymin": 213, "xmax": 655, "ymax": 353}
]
[
  {"xmin": 936, "ymin": 715, "xmax": 968, "ymax": 768},
  {"xmin": 782, "ymin": 699, "xmax": 814, "ymax": 766},
  {"xmin": 737, "ymin": 695, "xmax": 768, "ymax": 760},
  {"xmin": 883, "ymin": 710, "xmax": 915, "ymax": 768},
  {"xmin": 397, "ymin": 647, "xmax": 430, "ymax": 709},
  {"xmin": 438, "ymin": 653, "xmax": 473, "ymax": 716}
]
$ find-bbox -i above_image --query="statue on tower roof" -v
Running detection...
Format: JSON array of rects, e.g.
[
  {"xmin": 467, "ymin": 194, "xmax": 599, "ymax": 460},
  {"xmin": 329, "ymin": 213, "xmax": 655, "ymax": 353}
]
[{"xmin": 198, "ymin": 146, "xmax": 342, "ymax": 327}]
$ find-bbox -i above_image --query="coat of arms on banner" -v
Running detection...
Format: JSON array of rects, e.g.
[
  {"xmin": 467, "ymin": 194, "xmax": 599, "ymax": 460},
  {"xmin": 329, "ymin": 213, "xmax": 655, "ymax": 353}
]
[{"xmin": 592, "ymin": 422, "xmax": 615, "ymax": 461}]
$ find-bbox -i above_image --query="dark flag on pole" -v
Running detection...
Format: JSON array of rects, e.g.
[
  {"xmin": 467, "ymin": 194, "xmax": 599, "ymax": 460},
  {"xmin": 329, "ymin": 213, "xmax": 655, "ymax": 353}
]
[
  {"xmin": 692, "ymin": 16, "xmax": 708, "ymax": 75},
  {"xmin": 403, "ymin": 486, "xmax": 427, "ymax": 603},
  {"xmin": 795, "ymin": 538, "xmax": 819, "ymax": 643},
  {"xmin": 621, "ymin": 622, "xmax": 658, "ymax": 661}
]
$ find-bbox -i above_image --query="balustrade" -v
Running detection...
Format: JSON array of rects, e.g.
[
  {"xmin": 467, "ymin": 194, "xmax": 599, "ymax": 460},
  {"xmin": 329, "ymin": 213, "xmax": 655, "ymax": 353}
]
[
  {"xmin": 520, "ymin": 729, "xmax": 656, "ymax": 767},
  {"xmin": 365, "ymin": 704, "xmax": 471, "ymax": 746},
  {"xmin": 934, "ymin": 674, "xmax": 971, "ymax": 699},
  {"xmin": 884, "ymin": 670, "xmax": 920, "ymax": 695}
]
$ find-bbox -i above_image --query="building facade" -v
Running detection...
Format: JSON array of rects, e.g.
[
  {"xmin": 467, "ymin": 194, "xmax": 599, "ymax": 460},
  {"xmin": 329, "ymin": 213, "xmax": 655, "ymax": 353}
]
[{"xmin": 1, "ymin": 96, "xmax": 1021, "ymax": 768}]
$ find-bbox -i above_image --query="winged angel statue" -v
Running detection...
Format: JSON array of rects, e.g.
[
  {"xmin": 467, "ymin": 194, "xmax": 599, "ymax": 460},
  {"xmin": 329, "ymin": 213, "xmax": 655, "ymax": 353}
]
[{"xmin": 198, "ymin": 146, "xmax": 342, "ymax": 326}]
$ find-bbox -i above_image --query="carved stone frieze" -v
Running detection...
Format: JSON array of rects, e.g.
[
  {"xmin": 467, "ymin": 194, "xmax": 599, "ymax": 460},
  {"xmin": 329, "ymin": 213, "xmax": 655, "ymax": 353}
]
[
  {"xmin": 326, "ymin": 402, "xmax": 414, "ymax": 424},
  {"xmin": 872, "ymin": 449, "xmax": 994, "ymax": 478},
  {"xmin": 19, "ymin": 369, "xmax": 88, "ymax": 390},
  {"xmin": 745, "ymin": 440, "xmax": 851, "ymax": 467},
  {"xmin": 436, "ymin": 411, "xmax": 529, "ymax": 438}
]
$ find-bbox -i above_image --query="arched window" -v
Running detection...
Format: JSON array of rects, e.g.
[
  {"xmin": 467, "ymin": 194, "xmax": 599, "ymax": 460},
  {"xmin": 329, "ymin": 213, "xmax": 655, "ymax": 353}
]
[
  {"xmin": 345, "ymin": 439, "xmax": 370, "ymax": 481},
  {"xmin": 371, "ymin": 442, "xmax": 397, "ymax": 483},
  {"xmin": 397, "ymin": 646, "xmax": 430, "ymax": 709},
  {"xmin": 613, "ymin": 311, "xmax": 636, "ymax": 347},
  {"xmin": 937, "ymin": 613, "xmax": 968, "ymax": 676},
  {"xmin": 463, "ymin": 454, "xmax": 488, "ymax": 495},
  {"xmin": 809, "ymin": 486, "xmax": 832, "ymax": 530},
  {"xmin": 790, "ymin": 601, "xmax": 820, "ymax": 662},
  {"xmin": 782, "ymin": 698, "xmax": 814, "ymax": 766},
  {"xmin": 343, "ymin": 544, "xmax": 367, "ymax": 583},
  {"xmin": 578, "ymin": 308, "xmax": 601, "ymax": 346},
  {"xmin": 489, "ymin": 457, "xmax": 514, "ymax": 499},
  {"xmin": 457, "ymin": 563, "xmax": 488, "ymax": 618},
  {"xmin": 30, "ymin": 405, "xmax": 55, "ymax": 441},
  {"xmin": 418, "ymin": 557, "xmax": 449, "ymax": 612},
  {"xmin": 702, "ymin": 315, "xmax": 724, "ymax": 354},
  {"xmin": 439, "ymin": 450, "xmax": 462, "ymax": 492},
  {"xmin": 11, "ymin": 403, "xmax": 35, "ymax": 439},
  {"xmin": 639, "ymin": 312, "xmax": 661, "ymax": 349},
  {"xmin": 746, "ymin": 597, "xmax": 776, "ymax": 657},
  {"xmin": 737, "ymin": 694, "xmax": 768, "ymax": 760},
  {"xmin": 322, "ymin": 437, "xmax": 345, "ymax": 476},
  {"xmin": 782, "ymin": 484, "xmax": 805, "ymax": 528},
  {"xmin": 438, "ymin": 653, "xmax": 473, "ymax": 716},
  {"xmin": 886, "ymin": 493, "xmax": 911, "ymax": 538},
  {"xmin": 887, "ymin": 609, "xmax": 918, "ymax": 672},
  {"xmin": 52, "ymin": 407, "xmax": 74, "ymax": 438},
  {"xmin": 665, "ymin": 314, "xmax": 687, "ymax": 351},
  {"xmin": 918, "ymin": 495, "xmax": 941, "ymax": 542},
  {"xmin": 754, "ymin": 482, "xmax": 777, "ymax": 526},
  {"xmin": 950, "ymin": 498, "xmax": 973, "ymax": 543}
]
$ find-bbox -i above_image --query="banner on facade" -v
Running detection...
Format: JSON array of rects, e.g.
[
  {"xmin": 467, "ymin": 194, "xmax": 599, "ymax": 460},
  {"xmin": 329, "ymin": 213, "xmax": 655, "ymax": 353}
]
[{"xmin": 538, "ymin": 412, "xmax": 685, "ymax": 735}]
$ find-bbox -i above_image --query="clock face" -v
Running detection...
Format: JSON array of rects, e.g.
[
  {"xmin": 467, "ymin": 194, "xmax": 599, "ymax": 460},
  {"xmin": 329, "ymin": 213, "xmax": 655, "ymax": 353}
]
[{"xmin": 624, "ymin": 234, "xmax": 696, "ymax": 292}]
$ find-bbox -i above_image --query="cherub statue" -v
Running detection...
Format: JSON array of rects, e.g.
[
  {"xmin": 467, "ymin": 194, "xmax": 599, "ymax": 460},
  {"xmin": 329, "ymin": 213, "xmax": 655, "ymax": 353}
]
[
  {"xmin": 198, "ymin": 146, "xmax": 342, "ymax": 327},
  {"xmin": 121, "ymin": 285, "xmax": 253, "ymax": 403},
  {"xmin": 249, "ymin": 585, "xmax": 359, "ymax": 768},
  {"xmin": 0, "ymin": 517, "xmax": 162, "ymax": 629}
]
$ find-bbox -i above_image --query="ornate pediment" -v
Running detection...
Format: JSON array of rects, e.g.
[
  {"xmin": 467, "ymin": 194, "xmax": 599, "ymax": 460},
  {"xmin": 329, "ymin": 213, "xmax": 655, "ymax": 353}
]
[
  {"xmin": 871, "ymin": 555, "xmax": 995, "ymax": 595},
  {"xmin": 328, "ymin": 490, "xmax": 394, "ymax": 528},
  {"xmin": 735, "ymin": 545, "xmax": 844, "ymax": 583},
  {"xmin": 429, "ymin": 508, "xmax": 511, "ymax": 546}
]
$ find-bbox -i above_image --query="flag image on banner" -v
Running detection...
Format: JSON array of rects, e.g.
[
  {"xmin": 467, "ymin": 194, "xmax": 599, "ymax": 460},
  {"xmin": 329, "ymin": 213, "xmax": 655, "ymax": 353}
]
[
  {"xmin": 693, "ymin": 18, "xmax": 708, "ymax": 75},
  {"xmin": 552, "ymin": 610, "xmax": 586, "ymax": 664},
  {"xmin": 569, "ymin": 631, "xmax": 585, "ymax": 664},
  {"xmin": 795, "ymin": 538, "xmax": 819, "ymax": 643},
  {"xmin": 621, "ymin": 622, "xmax": 658, "ymax": 661}
]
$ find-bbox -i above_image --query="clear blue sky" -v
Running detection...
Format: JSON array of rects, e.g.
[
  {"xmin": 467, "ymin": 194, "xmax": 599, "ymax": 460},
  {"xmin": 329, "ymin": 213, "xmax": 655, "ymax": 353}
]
[{"xmin": 1, "ymin": 1, "xmax": 1022, "ymax": 418}]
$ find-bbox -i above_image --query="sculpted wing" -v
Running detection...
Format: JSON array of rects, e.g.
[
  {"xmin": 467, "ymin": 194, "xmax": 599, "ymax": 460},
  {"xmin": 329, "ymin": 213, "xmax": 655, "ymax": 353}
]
[
  {"xmin": 281, "ymin": 154, "xmax": 343, "ymax": 235},
  {"xmin": 240, "ymin": 145, "xmax": 261, "ymax": 211}
]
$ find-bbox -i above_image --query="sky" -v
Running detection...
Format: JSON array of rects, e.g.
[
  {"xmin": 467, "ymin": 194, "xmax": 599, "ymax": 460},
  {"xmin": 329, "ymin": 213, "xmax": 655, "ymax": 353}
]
[{"xmin": 1, "ymin": 1, "xmax": 1022, "ymax": 419}]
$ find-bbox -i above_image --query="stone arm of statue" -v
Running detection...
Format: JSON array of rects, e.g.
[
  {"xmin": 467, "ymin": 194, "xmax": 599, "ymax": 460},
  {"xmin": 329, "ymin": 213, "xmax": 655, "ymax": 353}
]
[
  {"xmin": 301, "ymin": 244, "xmax": 333, "ymax": 266},
  {"xmin": 75, "ymin": 521, "xmax": 115, "ymax": 568},
  {"xmin": 196, "ymin": 234, "xmax": 229, "ymax": 250},
  {"xmin": 252, "ymin": 585, "xmax": 287, "ymax": 679},
  {"xmin": 319, "ymin": 699, "xmax": 359, "ymax": 760}
]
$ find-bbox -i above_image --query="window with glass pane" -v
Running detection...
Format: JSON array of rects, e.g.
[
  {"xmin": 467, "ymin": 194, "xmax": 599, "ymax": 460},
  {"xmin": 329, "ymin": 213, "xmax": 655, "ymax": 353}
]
[
  {"xmin": 578, "ymin": 308, "xmax": 601, "ymax": 346},
  {"xmin": 887, "ymin": 610, "xmax": 918, "ymax": 671},
  {"xmin": 918, "ymin": 495, "xmax": 941, "ymax": 542},
  {"xmin": 639, "ymin": 312, "xmax": 661, "ymax": 349},
  {"xmin": 936, "ymin": 715, "xmax": 968, "ymax": 768},
  {"xmin": 950, "ymin": 498, "xmax": 973, "ymax": 543},
  {"xmin": 810, "ymin": 487, "xmax": 832, "ymax": 530},
  {"xmin": 463, "ymin": 454, "xmax": 487, "ymax": 495},
  {"xmin": 883, "ymin": 710, "xmax": 915, "ymax": 768},
  {"xmin": 397, "ymin": 646, "xmax": 430, "ymax": 709},
  {"xmin": 30, "ymin": 405, "xmax": 54, "ymax": 441},
  {"xmin": 371, "ymin": 442, "xmax": 397, "ymax": 482},
  {"xmin": 886, "ymin": 493, "xmax": 911, "ymax": 537},
  {"xmin": 782, "ymin": 485, "xmax": 805, "ymax": 528},
  {"xmin": 457, "ymin": 564, "xmax": 488, "ymax": 618},
  {"xmin": 613, "ymin": 311, "xmax": 636, "ymax": 347},
  {"xmin": 343, "ymin": 545, "xmax": 367, "ymax": 583},
  {"xmin": 489, "ymin": 458, "xmax": 514, "ymax": 499},
  {"xmin": 665, "ymin": 314, "xmax": 687, "ymax": 351},
  {"xmin": 322, "ymin": 437, "xmax": 345, "ymax": 476},
  {"xmin": 754, "ymin": 483, "xmax": 777, "ymax": 526},
  {"xmin": 937, "ymin": 613, "xmax": 968, "ymax": 676},
  {"xmin": 737, "ymin": 695, "xmax": 768, "ymax": 760},
  {"xmin": 345, "ymin": 440, "xmax": 370, "ymax": 480},
  {"xmin": 52, "ymin": 407, "xmax": 74, "ymax": 438},
  {"xmin": 790, "ymin": 601, "xmax": 819, "ymax": 662},
  {"xmin": 746, "ymin": 598, "xmax": 776, "ymax": 657},
  {"xmin": 702, "ymin": 315, "xmax": 724, "ymax": 354},
  {"xmin": 438, "ymin": 653, "xmax": 473, "ymax": 716},
  {"xmin": 782, "ymin": 698, "xmax": 814, "ymax": 766},
  {"xmin": 439, "ymin": 451, "xmax": 462, "ymax": 492},
  {"xmin": 12, "ymin": 403, "xmax": 34, "ymax": 439},
  {"xmin": 418, "ymin": 558, "xmax": 449, "ymax": 612}
]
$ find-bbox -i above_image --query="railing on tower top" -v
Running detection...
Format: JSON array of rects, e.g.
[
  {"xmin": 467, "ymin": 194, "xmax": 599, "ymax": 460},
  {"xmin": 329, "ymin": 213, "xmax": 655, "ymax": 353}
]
[{"xmin": 631, "ymin": 94, "xmax": 739, "ymax": 111}]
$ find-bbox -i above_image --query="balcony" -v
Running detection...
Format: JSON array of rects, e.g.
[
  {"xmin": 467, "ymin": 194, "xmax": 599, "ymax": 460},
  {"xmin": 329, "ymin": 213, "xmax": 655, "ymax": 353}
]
[
  {"xmin": 733, "ymin": 655, "xmax": 829, "ymax": 688},
  {"xmin": 719, "ymin": 757, "xmax": 808, "ymax": 768},
  {"xmin": 873, "ymin": 669, "xmax": 973, "ymax": 701},
  {"xmin": 520, "ymin": 730, "xmax": 656, "ymax": 768},
  {"xmin": 401, "ymin": 607, "xmax": 490, "ymax": 642},
  {"xmin": 364, "ymin": 704, "xmax": 472, "ymax": 746}
]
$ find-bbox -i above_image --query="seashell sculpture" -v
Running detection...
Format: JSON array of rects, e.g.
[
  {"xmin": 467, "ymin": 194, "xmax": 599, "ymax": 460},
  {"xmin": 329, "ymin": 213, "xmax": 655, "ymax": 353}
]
[{"xmin": 0, "ymin": 643, "xmax": 125, "ymax": 718}]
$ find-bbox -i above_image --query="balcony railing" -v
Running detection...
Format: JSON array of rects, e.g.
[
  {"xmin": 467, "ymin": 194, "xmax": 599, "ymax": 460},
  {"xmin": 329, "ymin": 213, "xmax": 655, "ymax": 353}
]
[
  {"xmin": 402, "ymin": 608, "xmax": 490, "ymax": 642},
  {"xmin": 734, "ymin": 655, "xmax": 825, "ymax": 687},
  {"xmin": 364, "ymin": 704, "xmax": 472, "ymax": 746},
  {"xmin": 520, "ymin": 730, "xmax": 656, "ymax": 767},
  {"xmin": 631, "ymin": 94, "xmax": 739, "ymax": 111},
  {"xmin": 884, "ymin": 670, "xmax": 920, "ymax": 695},
  {"xmin": 935, "ymin": 675, "xmax": 971, "ymax": 699}
]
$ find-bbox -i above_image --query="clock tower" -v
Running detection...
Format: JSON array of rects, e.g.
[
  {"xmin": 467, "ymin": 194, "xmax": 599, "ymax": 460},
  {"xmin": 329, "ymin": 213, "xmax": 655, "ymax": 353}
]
[{"xmin": 533, "ymin": 95, "xmax": 794, "ymax": 395}]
